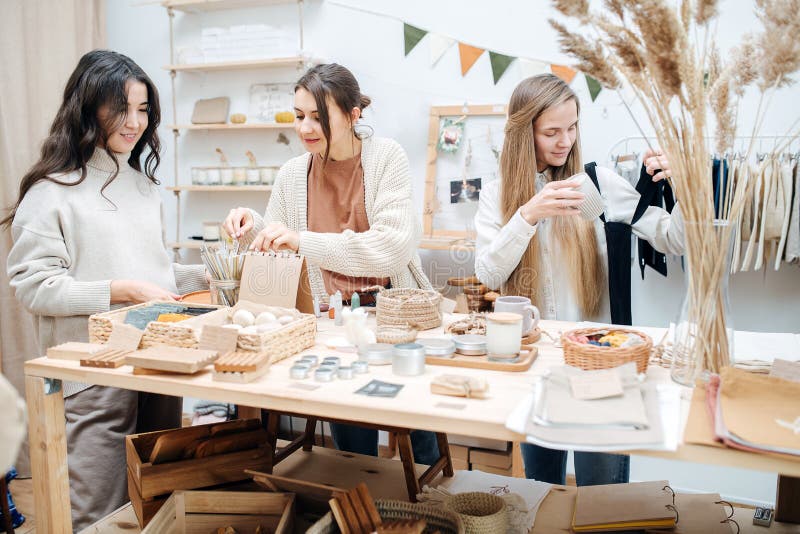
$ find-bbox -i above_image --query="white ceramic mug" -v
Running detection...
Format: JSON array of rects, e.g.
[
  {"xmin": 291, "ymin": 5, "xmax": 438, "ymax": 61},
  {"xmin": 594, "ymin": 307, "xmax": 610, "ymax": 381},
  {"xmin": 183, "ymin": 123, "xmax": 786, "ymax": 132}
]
[
  {"xmin": 485, "ymin": 312, "xmax": 523, "ymax": 358},
  {"xmin": 494, "ymin": 296, "xmax": 540, "ymax": 335},
  {"xmin": 568, "ymin": 172, "xmax": 605, "ymax": 221}
]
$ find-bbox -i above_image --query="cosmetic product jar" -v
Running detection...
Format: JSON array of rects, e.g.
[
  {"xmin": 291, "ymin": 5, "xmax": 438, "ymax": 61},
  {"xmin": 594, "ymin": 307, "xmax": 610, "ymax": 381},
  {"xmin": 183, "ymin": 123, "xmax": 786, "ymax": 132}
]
[
  {"xmin": 392, "ymin": 343, "xmax": 426, "ymax": 376},
  {"xmin": 358, "ymin": 343, "xmax": 394, "ymax": 365}
]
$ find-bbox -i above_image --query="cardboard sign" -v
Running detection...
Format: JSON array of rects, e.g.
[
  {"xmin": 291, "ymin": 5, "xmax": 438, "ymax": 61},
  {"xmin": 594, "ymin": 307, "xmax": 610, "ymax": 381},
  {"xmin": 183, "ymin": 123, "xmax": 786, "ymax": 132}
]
[
  {"xmin": 238, "ymin": 252, "xmax": 314, "ymax": 314},
  {"xmin": 106, "ymin": 323, "xmax": 144, "ymax": 351},
  {"xmin": 199, "ymin": 325, "xmax": 239, "ymax": 354}
]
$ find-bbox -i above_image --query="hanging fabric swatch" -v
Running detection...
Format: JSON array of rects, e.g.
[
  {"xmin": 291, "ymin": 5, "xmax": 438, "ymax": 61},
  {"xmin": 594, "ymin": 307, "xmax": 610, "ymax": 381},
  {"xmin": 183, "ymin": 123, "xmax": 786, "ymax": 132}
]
[
  {"xmin": 551, "ymin": 64, "xmax": 577, "ymax": 84},
  {"xmin": 585, "ymin": 75, "xmax": 603, "ymax": 101},
  {"xmin": 403, "ymin": 23, "xmax": 427, "ymax": 56},
  {"xmin": 518, "ymin": 58, "xmax": 550, "ymax": 78},
  {"xmin": 429, "ymin": 33, "xmax": 455, "ymax": 66},
  {"xmin": 458, "ymin": 43, "xmax": 484, "ymax": 76}
]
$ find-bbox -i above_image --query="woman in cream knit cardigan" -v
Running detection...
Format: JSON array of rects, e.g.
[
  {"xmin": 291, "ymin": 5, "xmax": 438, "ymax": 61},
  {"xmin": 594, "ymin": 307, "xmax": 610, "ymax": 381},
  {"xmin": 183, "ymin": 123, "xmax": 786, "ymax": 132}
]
[{"xmin": 224, "ymin": 63, "xmax": 438, "ymax": 464}]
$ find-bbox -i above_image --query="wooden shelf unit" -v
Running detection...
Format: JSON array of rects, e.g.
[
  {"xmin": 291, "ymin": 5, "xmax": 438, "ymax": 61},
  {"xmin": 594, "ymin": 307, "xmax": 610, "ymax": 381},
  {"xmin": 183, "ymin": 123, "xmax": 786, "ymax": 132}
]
[
  {"xmin": 164, "ymin": 56, "xmax": 310, "ymax": 72},
  {"xmin": 166, "ymin": 185, "xmax": 273, "ymax": 192},
  {"xmin": 163, "ymin": 0, "xmax": 298, "ymax": 13},
  {"xmin": 168, "ymin": 122, "xmax": 294, "ymax": 131}
]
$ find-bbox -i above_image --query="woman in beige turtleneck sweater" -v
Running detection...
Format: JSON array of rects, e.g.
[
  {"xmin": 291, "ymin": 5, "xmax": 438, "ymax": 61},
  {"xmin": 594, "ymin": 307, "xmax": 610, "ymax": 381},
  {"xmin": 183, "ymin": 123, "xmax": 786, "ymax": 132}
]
[{"xmin": 5, "ymin": 50, "xmax": 206, "ymax": 531}]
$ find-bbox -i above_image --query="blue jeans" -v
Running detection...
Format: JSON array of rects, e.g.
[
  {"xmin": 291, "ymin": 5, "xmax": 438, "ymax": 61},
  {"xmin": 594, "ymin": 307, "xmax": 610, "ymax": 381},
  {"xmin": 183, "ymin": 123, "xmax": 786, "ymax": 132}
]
[
  {"xmin": 330, "ymin": 423, "xmax": 441, "ymax": 465},
  {"xmin": 520, "ymin": 443, "xmax": 630, "ymax": 486}
]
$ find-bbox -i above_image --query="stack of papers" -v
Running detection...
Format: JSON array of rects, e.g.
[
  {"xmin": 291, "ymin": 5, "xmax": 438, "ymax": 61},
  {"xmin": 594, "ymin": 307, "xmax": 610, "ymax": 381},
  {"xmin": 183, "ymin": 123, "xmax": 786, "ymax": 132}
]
[{"xmin": 572, "ymin": 480, "xmax": 676, "ymax": 532}]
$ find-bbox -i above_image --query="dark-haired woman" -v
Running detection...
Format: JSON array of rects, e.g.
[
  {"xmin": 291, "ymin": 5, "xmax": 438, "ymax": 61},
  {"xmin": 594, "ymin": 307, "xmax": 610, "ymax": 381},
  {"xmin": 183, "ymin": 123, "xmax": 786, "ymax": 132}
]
[
  {"xmin": 5, "ymin": 50, "xmax": 207, "ymax": 530},
  {"xmin": 222, "ymin": 63, "xmax": 439, "ymax": 464}
]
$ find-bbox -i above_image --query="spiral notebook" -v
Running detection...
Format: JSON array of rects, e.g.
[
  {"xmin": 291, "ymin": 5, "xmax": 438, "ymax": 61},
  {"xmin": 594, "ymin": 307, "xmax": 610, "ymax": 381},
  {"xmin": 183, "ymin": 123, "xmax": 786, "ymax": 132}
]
[
  {"xmin": 239, "ymin": 251, "xmax": 314, "ymax": 314},
  {"xmin": 572, "ymin": 480, "xmax": 677, "ymax": 532}
]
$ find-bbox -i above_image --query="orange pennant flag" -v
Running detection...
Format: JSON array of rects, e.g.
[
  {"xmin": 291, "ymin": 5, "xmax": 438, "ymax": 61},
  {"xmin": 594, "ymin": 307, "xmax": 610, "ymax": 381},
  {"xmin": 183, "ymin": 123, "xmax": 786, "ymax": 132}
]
[
  {"xmin": 550, "ymin": 64, "xmax": 577, "ymax": 84},
  {"xmin": 458, "ymin": 42, "xmax": 484, "ymax": 76}
]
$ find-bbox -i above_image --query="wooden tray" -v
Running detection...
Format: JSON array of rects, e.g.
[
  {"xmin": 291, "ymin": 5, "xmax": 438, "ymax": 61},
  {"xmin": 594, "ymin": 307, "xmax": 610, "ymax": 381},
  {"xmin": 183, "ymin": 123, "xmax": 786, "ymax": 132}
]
[
  {"xmin": 79, "ymin": 348, "xmax": 131, "ymax": 368},
  {"xmin": 125, "ymin": 346, "xmax": 219, "ymax": 374},
  {"xmin": 426, "ymin": 345, "xmax": 538, "ymax": 372}
]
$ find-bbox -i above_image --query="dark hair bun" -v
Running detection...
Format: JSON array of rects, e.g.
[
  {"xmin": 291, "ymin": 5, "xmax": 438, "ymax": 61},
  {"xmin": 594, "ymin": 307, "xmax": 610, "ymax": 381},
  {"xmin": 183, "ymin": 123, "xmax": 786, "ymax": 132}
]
[{"xmin": 359, "ymin": 94, "xmax": 371, "ymax": 110}]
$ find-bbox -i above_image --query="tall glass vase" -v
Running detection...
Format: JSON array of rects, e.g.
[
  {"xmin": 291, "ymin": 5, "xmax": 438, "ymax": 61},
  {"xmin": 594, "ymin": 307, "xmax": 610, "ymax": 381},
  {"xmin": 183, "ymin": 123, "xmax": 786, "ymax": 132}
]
[{"xmin": 670, "ymin": 220, "xmax": 734, "ymax": 386}]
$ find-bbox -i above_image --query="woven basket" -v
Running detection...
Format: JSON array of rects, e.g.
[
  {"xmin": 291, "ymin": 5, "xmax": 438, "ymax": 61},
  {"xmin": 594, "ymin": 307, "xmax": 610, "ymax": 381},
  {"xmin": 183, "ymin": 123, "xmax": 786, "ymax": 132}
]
[
  {"xmin": 443, "ymin": 492, "xmax": 508, "ymax": 534},
  {"xmin": 308, "ymin": 499, "xmax": 464, "ymax": 534},
  {"xmin": 88, "ymin": 300, "xmax": 220, "ymax": 344},
  {"xmin": 376, "ymin": 288, "xmax": 443, "ymax": 331},
  {"xmin": 89, "ymin": 301, "xmax": 317, "ymax": 365},
  {"xmin": 376, "ymin": 327, "xmax": 418, "ymax": 344},
  {"xmin": 561, "ymin": 327, "xmax": 653, "ymax": 374}
]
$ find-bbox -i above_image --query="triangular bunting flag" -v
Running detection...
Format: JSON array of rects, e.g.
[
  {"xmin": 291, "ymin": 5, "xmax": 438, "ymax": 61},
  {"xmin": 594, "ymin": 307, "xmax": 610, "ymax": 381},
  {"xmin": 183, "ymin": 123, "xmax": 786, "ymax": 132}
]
[
  {"xmin": 404, "ymin": 23, "xmax": 427, "ymax": 56},
  {"xmin": 585, "ymin": 74, "xmax": 603, "ymax": 101},
  {"xmin": 429, "ymin": 33, "xmax": 455, "ymax": 67},
  {"xmin": 551, "ymin": 64, "xmax": 577, "ymax": 84},
  {"xmin": 518, "ymin": 58, "xmax": 550, "ymax": 78},
  {"xmin": 458, "ymin": 42, "xmax": 484, "ymax": 76},
  {"xmin": 489, "ymin": 51, "xmax": 516, "ymax": 84}
]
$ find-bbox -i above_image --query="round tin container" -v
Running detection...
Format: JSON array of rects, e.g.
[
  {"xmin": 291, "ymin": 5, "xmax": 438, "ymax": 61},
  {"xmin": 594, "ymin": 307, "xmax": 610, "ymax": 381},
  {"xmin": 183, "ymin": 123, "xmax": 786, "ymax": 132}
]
[
  {"xmin": 392, "ymin": 343, "xmax": 426, "ymax": 376},
  {"xmin": 417, "ymin": 338, "xmax": 456, "ymax": 358},
  {"xmin": 322, "ymin": 356, "xmax": 341, "ymax": 368},
  {"xmin": 318, "ymin": 363, "xmax": 338, "ymax": 373},
  {"xmin": 314, "ymin": 367, "xmax": 335, "ymax": 382},
  {"xmin": 453, "ymin": 334, "xmax": 488, "ymax": 356},
  {"xmin": 352, "ymin": 360, "xmax": 369, "ymax": 374},
  {"xmin": 300, "ymin": 355, "xmax": 319, "ymax": 367},
  {"xmin": 337, "ymin": 366, "xmax": 354, "ymax": 380},
  {"xmin": 289, "ymin": 364, "xmax": 310, "ymax": 380},
  {"xmin": 357, "ymin": 343, "xmax": 394, "ymax": 366}
]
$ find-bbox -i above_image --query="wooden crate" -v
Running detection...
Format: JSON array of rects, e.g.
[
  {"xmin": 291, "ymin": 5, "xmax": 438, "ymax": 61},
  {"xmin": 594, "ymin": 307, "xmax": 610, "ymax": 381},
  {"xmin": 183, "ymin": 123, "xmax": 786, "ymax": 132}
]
[
  {"xmin": 142, "ymin": 490, "xmax": 294, "ymax": 534},
  {"xmin": 126, "ymin": 419, "xmax": 272, "ymax": 527}
]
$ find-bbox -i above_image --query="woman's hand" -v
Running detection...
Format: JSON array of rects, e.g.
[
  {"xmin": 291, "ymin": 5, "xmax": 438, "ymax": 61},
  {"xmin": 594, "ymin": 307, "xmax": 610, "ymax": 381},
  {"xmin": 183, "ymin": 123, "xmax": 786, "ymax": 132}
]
[
  {"xmin": 249, "ymin": 222, "xmax": 300, "ymax": 252},
  {"xmin": 111, "ymin": 280, "xmax": 179, "ymax": 304},
  {"xmin": 519, "ymin": 180, "xmax": 584, "ymax": 225},
  {"xmin": 222, "ymin": 207, "xmax": 254, "ymax": 239},
  {"xmin": 644, "ymin": 149, "xmax": 672, "ymax": 182}
]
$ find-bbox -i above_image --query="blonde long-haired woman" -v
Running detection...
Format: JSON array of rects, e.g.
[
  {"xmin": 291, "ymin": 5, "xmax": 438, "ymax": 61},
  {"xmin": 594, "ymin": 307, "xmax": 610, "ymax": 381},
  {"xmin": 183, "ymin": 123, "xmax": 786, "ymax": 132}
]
[{"xmin": 475, "ymin": 74, "xmax": 685, "ymax": 485}]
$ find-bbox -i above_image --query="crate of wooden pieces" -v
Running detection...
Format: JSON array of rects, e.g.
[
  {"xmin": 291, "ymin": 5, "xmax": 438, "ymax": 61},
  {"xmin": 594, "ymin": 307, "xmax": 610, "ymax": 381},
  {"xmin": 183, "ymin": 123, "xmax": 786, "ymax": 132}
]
[
  {"xmin": 141, "ymin": 490, "xmax": 294, "ymax": 534},
  {"xmin": 213, "ymin": 350, "xmax": 272, "ymax": 383},
  {"xmin": 126, "ymin": 418, "xmax": 272, "ymax": 527},
  {"xmin": 46, "ymin": 342, "xmax": 131, "ymax": 368}
]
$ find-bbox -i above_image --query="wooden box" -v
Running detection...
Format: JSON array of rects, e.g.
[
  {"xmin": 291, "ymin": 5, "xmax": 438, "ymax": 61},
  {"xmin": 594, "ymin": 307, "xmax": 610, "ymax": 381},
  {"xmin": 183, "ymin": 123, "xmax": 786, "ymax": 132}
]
[
  {"xmin": 89, "ymin": 299, "xmax": 317, "ymax": 365},
  {"xmin": 126, "ymin": 419, "xmax": 273, "ymax": 527},
  {"xmin": 142, "ymin": 490, "xmax": 294, "ymax": 534}
]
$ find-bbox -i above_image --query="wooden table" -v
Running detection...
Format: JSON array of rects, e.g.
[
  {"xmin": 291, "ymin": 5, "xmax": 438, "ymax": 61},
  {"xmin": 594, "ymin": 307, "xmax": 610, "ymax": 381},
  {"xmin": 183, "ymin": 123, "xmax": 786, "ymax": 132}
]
[{"xmin": 24, "ymin": 318, "xmax": 800, "ymax": 533}]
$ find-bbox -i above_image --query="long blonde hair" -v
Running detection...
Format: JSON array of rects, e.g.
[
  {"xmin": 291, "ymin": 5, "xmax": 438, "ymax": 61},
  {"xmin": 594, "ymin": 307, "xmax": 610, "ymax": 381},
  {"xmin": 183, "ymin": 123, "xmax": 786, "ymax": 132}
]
[{"xmin": 499, "ymin": 74, "xmax": 603, "ymax": 318}]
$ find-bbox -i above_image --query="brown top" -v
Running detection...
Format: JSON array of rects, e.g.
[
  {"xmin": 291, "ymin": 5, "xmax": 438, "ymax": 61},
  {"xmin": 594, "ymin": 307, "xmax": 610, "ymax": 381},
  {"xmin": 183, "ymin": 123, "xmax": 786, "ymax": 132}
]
[{"xmin": 306, "ymin": 152, "xmax": 391, "ymax": 297}]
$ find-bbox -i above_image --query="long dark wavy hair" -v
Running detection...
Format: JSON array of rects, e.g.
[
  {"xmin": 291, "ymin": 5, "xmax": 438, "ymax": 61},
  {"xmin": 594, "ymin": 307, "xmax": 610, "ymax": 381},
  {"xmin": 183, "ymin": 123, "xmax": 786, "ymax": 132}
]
[{"xmin": 1, "ymin": 49, "xmax": 161, "ymax": 227}]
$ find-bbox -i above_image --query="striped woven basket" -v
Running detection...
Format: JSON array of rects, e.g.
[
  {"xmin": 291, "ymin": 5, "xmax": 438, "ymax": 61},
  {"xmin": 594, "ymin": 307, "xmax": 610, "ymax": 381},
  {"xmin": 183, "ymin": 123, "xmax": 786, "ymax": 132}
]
[
  {"xmin": 376, "ymin": 288, "xmax": 443, "ymax": 331},
  {"xmin": 308, "ymin": 499, "xmax": 464, "ymax": 534},
  {"xmin": 444, "ymin": 492, "xmax": 508, "ymax": 534}
]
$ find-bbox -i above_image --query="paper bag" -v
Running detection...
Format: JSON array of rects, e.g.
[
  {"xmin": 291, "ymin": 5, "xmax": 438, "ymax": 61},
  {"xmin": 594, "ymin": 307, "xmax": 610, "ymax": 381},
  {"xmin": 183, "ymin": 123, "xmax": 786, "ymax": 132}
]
[{"xmin": 238, "ymin": 253, "xmax": 314, "ymax": 314}]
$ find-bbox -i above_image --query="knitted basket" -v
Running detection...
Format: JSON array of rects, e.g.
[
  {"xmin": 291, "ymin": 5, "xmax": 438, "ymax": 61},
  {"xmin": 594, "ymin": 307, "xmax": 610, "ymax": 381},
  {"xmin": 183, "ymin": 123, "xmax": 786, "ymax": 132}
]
[
  {"xmin": 376, "ymin": 288, "xmax": 443, "ymax": 331},
  {"xmin": 308, "ymin": 499, "xmax": 464, "ymax": 534},
  {"xmin": 561, "ymin": 327, "xmax": 653, "ymax": 374},
  {"xmin": 443, "ymin": 492, "xmax": 508, "ymax": 534},
  {"xmin": 375, "ymin": 327, "xmax": 418, "ymax": 345}
]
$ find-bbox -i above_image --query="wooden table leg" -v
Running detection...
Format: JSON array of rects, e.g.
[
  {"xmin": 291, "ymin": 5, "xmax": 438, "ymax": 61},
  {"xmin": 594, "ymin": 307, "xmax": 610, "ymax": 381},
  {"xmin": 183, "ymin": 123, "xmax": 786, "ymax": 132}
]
[
  {"xmin": 395, "ymin": 431, "xmax": 421, "ymax": 502},
  {"xmin": 237, "ymin": 405, "xmax": 262, "ymax": 422},
  {"xmin": 302, "ymin": 417, "xmax": 317, "ymax": 451},
  {"xmin": 0, "ymin": 475, "xmax": 13, "ymax": 534},
  {"xmin": 25, "ymin": 376, "xmax": 71, "ymax": 533}
]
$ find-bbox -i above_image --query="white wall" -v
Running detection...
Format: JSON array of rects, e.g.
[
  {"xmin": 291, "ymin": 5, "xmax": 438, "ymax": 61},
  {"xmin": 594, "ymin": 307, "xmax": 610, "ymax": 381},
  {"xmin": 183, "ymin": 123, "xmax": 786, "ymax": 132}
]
[{"xmin": 106, "ymin": 0, "xmax": 799, "ymax": 505}]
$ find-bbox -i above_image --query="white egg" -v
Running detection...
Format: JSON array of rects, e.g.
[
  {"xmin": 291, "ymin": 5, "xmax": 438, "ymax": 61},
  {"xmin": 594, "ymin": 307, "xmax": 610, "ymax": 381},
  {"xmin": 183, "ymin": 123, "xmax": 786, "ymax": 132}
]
[
  {"xmin": 277, "ymin": 315, "xmax": 294, "ymax": 325},
  {"xmin": 232, "ymin": 309, "xmax": 255, "ymax": 327},
  {"xmin": 255, "ymin": 312, "xmax": 277, "ymax": 325},
  {"xmin": 221, "ymin": 323, "xmax": 242, "ymax": 331}
]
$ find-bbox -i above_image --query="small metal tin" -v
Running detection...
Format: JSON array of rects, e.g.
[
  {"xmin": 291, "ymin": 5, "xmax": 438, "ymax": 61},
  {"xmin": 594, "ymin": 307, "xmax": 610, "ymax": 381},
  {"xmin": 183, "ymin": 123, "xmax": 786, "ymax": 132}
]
[
  {"xmin": 289, "ymin": 364, "xmax": 310, "ymax": 380},
  {"xmin": 318, "ymin": 363, "xmax": 338, "ymax": 373},
  {"xmin": 358, "ymin": 343, "xmax": 394, "ymax": 366},
  {"xmin": 337, "ymin": 366, "xmax": 354, "ymax": 379},
  {"xmin": 314, "ymin": 367, "xmax": 335, "ymax": 382},
  {"xmin": 300, "ymin": 355, "xmax": 319, "ymax": 367},
  {"xmin": 418, "ymin": 338, "xmax": 456, "ymax": 358},
  {"xmin": 392, "ymin": 343, "xmax": 426, "ymax": 376},
  {"xmin": 453, "ymin": 334, "xmax": 488, "ymax": 356},
  {"xmin": 352, "ymin": 360, "xmax": 369, "ymax": 374},
  {"xmin": 322, "ymin": 356, "xmax": 341, "ymax": 367}
]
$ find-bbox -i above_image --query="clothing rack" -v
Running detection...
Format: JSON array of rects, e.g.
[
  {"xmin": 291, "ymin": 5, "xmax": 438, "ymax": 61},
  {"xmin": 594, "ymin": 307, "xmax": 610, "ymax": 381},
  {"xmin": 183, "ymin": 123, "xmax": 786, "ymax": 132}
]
[{"xmin": 607, "ymin": 135, "xmax": 799, "ymax": 163}]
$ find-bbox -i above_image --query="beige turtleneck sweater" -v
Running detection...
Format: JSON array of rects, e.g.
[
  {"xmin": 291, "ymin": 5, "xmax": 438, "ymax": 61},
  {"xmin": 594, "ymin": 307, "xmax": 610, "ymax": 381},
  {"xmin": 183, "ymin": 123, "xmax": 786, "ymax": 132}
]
[{"xmin": 7, "ymin": 148, "xmax": 207, "ymax": 397}]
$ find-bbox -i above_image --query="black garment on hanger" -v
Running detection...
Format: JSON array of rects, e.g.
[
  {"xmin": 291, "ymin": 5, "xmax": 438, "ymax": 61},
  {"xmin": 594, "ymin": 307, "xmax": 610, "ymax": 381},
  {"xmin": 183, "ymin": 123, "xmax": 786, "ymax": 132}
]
[
  {"xmin": 635, "ymin": 165, "xmax": 675, "ymax": 279},
  {"xmin": 584, "ymin": 162, "xmax": 662, "ymax": 326}
]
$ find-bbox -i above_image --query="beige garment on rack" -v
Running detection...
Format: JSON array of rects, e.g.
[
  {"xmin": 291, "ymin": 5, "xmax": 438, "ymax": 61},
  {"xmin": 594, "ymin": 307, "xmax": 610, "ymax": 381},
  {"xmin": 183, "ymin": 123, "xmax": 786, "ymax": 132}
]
[
  {"xmin": 774, "ymin": 159, "xmax": 797, "ymax": 269},
  {"xmin": 786, "ymin": 161, "xmax": 800, "ymax": 263}
]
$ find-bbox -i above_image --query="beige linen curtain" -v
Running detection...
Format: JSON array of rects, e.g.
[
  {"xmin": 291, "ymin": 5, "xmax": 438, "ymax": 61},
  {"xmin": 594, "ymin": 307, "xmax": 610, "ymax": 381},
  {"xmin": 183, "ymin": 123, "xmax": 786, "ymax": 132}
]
[{"xmin": 0, "ymin": 0, "xmax": 105, "ymax": 476}]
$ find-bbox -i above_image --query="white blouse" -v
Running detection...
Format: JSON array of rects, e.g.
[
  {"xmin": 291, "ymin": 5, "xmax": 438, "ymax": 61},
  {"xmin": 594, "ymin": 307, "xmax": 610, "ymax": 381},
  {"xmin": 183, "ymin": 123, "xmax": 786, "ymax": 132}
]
[{"xmin": 474, "ymin": 166, "xmax": 685, "ymax": 323}]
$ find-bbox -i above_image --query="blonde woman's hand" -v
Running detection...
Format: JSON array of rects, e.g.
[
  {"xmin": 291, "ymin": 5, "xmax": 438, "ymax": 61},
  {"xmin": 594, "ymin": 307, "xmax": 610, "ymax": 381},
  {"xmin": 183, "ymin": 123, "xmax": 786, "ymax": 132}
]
[
  {"xmin": 249, "ymin": 222, "xmax": 300, "ymax": 253},
  {"xmin": 111, "ymin": 280, "xmax": 179, "ymax": 304},
  {"xmin": 644, "ymin": 149, "xmax": 672, "ymax": 182},
  {"xmin": 519, "ymin": 179, "xmax": 584, "ymax": 225},
  {"xmin": 222, "ymin": 207, "xmax": 254, "ymax": 239}
]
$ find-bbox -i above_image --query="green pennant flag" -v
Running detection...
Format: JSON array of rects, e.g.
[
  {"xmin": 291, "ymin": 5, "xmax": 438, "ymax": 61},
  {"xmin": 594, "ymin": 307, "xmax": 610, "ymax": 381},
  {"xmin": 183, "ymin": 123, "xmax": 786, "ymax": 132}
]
[
  {"xmin": 489, "ymin": 51, "xmax": 516, "ymax": 84},
  {"xmin": 586, "ymin": 74, "xmax": 603, "ymax": 102},
  {"xmin": 404, "ymin": 23, "xmax": 427, "ymax": 56}
]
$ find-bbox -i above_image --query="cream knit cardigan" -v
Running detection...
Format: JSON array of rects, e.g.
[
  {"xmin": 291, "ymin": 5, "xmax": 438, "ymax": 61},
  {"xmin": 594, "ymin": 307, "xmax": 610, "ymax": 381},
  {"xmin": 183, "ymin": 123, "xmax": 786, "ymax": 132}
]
[{"xmin": 244, "ymin": 136, "xmax": 432, "ymax": 300}]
